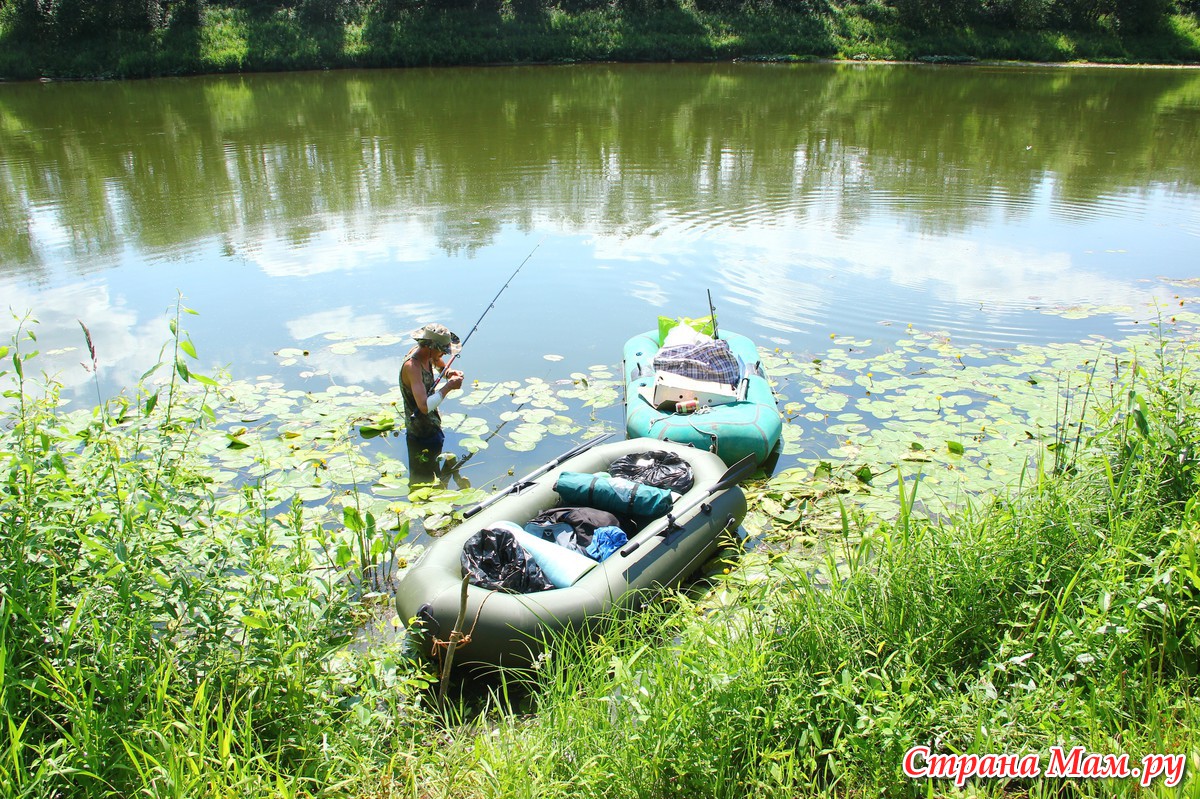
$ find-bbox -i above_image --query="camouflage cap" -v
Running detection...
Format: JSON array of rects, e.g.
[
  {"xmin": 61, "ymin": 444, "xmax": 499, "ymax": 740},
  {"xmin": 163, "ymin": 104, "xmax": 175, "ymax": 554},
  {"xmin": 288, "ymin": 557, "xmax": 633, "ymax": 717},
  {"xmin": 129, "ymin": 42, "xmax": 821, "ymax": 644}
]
[{"xmin": 411, "ymin": 323, "xmax": 455, "ymax": 352}]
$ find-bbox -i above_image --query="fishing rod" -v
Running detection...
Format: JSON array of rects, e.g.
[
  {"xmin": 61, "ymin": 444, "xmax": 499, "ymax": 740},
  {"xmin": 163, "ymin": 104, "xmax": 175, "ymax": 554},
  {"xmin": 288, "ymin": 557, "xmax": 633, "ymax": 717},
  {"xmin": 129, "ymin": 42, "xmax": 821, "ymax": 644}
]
[{"xmin": 431, "ymin": 237, "xmax": 545, "ymax": 392}]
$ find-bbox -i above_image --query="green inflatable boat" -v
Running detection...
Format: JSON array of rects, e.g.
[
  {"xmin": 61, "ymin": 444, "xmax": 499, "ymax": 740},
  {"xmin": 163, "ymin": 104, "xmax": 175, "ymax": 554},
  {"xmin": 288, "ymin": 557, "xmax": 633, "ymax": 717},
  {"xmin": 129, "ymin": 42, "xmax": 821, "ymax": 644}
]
[
  {"xmin": 623, "ymin": 328, "xmax": 783, "ymax": 467},
  {"xmin": 395, "ymin": 437, "xmax": 749, "ymax": 670}
]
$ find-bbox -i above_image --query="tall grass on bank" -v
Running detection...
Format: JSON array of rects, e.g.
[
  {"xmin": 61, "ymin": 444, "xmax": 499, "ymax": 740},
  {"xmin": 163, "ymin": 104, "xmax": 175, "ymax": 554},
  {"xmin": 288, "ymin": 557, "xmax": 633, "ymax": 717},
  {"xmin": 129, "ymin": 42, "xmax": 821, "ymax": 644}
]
[
  {"xmin": 3, "ymin": 310, "xmax": 1199, "ymax": 798},
  {"xmin": 0, "ymin": 312, "xmax": 440, "ymax": 798},
  {"xmin": 417, "ymin": 336, "xmax": 1200, "ymax": 797}
]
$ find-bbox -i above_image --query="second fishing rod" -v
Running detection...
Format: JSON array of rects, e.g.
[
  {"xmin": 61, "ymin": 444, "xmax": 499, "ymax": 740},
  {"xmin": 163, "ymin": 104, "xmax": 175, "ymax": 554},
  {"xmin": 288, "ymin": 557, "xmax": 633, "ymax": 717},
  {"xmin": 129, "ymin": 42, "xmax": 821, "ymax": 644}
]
[{"xmin": 430, "ymin": 237, "xmax": 544, "ymax": 393}]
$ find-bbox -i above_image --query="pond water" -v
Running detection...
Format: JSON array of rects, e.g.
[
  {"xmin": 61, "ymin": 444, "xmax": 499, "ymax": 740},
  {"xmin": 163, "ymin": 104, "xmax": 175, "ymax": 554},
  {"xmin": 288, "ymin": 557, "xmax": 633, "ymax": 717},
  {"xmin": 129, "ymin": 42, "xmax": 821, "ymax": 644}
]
[{"xmin": 3, "ymin": 62, "xmax": 1199, "ymax": 497}]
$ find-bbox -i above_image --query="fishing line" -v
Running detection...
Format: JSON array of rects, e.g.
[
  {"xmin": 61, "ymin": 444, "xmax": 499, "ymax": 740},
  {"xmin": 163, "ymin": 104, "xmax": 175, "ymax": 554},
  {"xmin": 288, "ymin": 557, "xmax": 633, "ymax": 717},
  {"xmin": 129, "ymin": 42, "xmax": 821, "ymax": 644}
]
[{"xmin": 431, "ymin": 236, "xmax": 546, "ymax": 391}]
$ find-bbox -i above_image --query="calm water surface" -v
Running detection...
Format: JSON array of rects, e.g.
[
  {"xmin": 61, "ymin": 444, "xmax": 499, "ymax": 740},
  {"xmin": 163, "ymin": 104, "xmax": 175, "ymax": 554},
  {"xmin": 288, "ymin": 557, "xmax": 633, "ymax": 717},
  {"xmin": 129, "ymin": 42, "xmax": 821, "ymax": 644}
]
[{"xmin": 2, "ymin": 62, "xmax": 1199, "ymax": 482}]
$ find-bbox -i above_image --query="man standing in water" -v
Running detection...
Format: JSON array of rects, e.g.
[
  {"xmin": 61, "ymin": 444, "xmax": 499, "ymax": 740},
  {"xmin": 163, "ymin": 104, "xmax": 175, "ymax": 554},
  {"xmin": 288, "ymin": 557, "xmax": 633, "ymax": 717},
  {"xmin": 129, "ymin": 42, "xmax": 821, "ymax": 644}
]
[{"xmin": 401, "ymin": 323, "xmax": 465, "ymax": 485}]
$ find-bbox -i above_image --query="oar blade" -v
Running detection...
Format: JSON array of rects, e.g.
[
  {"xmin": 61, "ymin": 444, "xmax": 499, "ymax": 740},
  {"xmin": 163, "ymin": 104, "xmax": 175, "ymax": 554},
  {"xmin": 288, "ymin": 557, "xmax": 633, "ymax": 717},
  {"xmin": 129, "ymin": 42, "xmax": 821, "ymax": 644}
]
[
  {"xmin": 461, "ymin": 432, "xmax": 612, "ymax": 519},
  {"xmin": 710, "ymin": 454, "xmax": 756, "ymax": 495},
  {"xmin": 619, "ymin": 453, "xmax": 757, "ymax": 557}
]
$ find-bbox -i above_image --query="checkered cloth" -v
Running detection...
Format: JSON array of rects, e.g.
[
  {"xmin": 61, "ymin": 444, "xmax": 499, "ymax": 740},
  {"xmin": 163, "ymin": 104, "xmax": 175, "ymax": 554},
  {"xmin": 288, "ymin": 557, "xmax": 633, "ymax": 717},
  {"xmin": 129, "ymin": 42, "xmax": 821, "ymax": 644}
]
[{"xmin": 652, "ymin": 340, "xmax": 741, "ymax": 386}]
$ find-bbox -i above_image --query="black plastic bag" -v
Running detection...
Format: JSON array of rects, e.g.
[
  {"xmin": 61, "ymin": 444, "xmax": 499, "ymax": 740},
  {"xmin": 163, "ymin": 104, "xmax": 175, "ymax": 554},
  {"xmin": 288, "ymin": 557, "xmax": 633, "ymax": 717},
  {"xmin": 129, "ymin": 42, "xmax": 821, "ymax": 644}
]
[
  {"xmin": 608, "ymin": 450, "xmax": 695, "ymax": 493},
  {"xmin": 461, "ymin": 527, "xmax": 554, "ymax": 593}
]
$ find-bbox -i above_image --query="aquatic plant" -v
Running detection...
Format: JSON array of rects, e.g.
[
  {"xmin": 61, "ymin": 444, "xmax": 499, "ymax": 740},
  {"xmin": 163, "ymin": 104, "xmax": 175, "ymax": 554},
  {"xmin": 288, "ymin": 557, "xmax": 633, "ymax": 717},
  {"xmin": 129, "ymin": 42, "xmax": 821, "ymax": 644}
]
[{"xmin": 4, "ymin": 298, "xmax": 1200, "ymax": 797}]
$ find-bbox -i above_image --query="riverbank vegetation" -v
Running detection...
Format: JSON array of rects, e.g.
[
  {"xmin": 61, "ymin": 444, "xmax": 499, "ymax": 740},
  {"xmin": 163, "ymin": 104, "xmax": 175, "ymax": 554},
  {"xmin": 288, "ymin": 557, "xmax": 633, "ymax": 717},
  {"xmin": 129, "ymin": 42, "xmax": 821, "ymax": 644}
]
[
  {"xmin": 2, "ymin": 302, "xmax": 1199, "ymax": 796},
  {"xmin": 1, "ymin": 0, "xmax": 1198, "ymax": 79}
]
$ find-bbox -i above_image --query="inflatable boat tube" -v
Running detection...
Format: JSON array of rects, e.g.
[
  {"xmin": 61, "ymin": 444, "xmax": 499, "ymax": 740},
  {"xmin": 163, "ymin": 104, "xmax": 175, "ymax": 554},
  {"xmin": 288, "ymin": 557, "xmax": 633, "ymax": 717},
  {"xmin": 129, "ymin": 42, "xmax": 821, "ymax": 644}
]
[
  {"xmin": 394, "ymin": 438, "xmax": 747, "ymax": 670},
  {"xmin": 624, "ymin": 329, "xmax": 783, "ymax": 467}
]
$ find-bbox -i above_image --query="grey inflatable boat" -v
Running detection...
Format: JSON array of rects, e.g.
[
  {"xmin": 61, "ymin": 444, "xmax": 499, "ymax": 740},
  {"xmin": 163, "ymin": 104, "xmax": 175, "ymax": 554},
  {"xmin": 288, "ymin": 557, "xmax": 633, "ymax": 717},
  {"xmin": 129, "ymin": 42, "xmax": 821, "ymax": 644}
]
[{"xmin": 394, "ymin": 437, "xmax": 750, "ymax": 670}]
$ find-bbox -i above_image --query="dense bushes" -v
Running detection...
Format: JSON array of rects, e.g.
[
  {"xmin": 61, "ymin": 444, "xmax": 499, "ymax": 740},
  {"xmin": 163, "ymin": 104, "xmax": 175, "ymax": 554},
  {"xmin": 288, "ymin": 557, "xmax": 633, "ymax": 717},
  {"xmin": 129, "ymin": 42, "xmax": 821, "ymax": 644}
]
[
  {"xmin": 0, "ymin": 0, "xmax": 1196, "ymax": 77},
  {"xmin": 1, "ymin": 0, "xmax": 1192, "ymax": 45},
  {"xmin": 888, "ymin": 0, "xmax": 1183, "ymax": 30}
]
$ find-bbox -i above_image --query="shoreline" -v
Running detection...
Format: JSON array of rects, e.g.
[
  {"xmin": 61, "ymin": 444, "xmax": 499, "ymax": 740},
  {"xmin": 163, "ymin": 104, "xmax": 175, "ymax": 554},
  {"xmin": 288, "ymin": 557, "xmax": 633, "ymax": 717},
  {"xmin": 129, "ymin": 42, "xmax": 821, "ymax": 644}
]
[{"xmin": 6, "ymin": 54, "xmax": 1200, "ymax": 84}]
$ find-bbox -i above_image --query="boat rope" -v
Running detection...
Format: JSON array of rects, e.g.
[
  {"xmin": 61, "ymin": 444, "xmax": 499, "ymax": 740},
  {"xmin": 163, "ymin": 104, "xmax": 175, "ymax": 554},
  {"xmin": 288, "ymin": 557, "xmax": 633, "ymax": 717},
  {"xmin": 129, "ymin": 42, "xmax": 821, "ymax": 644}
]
[{"xmin": 431, "ymin": 591, "xmax": 495, "ymax": 662}]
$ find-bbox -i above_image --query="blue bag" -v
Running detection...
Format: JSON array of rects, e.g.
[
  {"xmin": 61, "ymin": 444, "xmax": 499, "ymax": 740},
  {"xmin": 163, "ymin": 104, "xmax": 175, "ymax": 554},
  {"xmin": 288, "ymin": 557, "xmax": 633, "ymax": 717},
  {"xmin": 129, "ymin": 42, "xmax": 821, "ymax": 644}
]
[{"xmin": 585, "ymin": 526, "xmax": 629, "ymax": 562}]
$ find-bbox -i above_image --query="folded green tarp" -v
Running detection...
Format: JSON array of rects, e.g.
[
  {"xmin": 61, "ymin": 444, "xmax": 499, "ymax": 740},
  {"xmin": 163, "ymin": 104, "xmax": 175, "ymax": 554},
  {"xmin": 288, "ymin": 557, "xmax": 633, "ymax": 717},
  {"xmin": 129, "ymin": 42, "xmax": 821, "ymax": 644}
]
[{"xmin": 553, "ymin": 472, "xmax": 673, "ymax": 520}]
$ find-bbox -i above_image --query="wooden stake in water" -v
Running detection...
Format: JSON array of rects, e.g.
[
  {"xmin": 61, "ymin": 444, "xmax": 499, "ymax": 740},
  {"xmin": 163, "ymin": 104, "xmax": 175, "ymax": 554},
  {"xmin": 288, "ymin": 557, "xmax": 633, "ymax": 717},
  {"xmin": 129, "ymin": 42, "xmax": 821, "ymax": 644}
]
[{"xmin": 438, "ymin": 574, "xmax": 471, "ymax": 704}]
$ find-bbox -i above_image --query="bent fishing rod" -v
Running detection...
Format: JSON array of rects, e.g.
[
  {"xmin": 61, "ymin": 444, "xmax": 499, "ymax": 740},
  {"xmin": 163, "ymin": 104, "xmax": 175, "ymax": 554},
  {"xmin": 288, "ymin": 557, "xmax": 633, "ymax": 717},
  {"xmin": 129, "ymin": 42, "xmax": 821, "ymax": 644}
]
[{"xmin": 431, "ymin": 237, "xmax": 544, "ymax": 391}]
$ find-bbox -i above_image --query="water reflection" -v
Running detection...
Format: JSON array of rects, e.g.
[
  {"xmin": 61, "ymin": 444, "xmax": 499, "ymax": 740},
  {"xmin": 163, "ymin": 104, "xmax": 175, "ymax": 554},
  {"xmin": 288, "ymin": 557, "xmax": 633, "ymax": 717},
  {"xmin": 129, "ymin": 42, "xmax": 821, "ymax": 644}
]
[
  {"xmin": 1, "ymin": 281, "xmax": 171, "ymax": 393},
  {"xmin": 3, "ymin": 64, "xmax": 1198, "ymax": 277},
  {"xmin": 2, "ymin": 62, "xmax": 1199, "ymax": 404}
]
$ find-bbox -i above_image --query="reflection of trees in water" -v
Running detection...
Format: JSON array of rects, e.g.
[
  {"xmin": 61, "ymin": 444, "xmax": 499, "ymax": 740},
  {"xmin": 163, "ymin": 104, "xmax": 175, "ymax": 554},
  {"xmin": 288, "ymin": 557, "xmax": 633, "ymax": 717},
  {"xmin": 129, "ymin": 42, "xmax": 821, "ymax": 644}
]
[{"xmin": 1, "ymin": 63, "xmax": 1198, "ymax": 277}]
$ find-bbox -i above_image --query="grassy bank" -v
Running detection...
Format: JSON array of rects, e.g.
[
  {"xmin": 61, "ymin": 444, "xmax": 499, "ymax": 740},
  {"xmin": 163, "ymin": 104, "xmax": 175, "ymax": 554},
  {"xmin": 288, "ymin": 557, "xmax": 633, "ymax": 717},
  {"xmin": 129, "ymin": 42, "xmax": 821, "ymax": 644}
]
[
  {"xmin": 402, "ymin": 328, "xmax": 1200, "ymax": 797},
  {"xmin": 2, "ymin": 311, "xmax": 1199, "ymax": 796},
  {"xmin": 1, "ymin": 2, "xmax": 1198, "ymax": 80}
]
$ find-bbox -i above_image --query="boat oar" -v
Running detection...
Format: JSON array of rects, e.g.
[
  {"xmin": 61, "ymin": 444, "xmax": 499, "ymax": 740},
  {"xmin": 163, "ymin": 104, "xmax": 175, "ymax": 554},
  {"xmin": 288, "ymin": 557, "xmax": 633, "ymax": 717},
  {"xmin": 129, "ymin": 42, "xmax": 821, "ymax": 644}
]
[
  {"xmin": 461, "ymin": 432, "xmax": 613, "ymax": 519},
  {"xmin": 619, "ymin": 453, "xmax": 756, "ymax": 557}
]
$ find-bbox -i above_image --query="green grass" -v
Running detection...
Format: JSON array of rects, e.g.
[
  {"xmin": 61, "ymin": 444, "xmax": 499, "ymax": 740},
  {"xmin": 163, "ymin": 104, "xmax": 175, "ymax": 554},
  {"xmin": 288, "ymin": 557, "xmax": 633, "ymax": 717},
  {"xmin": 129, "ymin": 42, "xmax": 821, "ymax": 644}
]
[
  {"xmin": 2, "ymin": 309, "xmax": 1199, "ymax": 797},
  {"xmin": 413, "ymin": 334, "xmax": 1200, "ymax": 798},
  {"xmin": 0, "ymin": 307, "xmax": 440, "ymax": 798}
]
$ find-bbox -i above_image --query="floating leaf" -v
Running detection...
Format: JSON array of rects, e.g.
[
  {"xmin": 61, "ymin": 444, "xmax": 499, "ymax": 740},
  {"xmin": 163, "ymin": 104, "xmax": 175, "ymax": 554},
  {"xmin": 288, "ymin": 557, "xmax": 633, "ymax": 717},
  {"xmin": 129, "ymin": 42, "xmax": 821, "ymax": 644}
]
[{"xmin": 360, "ymin": 417, "xmax": 395, "ymax": 439}]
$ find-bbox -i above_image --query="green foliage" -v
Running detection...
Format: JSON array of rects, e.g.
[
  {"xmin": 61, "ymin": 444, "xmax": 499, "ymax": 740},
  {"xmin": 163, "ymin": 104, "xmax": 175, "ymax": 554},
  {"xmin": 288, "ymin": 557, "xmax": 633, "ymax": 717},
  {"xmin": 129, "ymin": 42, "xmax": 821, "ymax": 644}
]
[
  {"xmin": 984, "ymin": 0, "xmax": 1052, "ymax": 29},
  {"xmin": 410, "ymin": 330, "xmax": 1200, "ymax": 798},
  {"xmin": 0, "ymin": 309, "xmax": 439, "ymax": 798},
  {"xmin": 3, "ymin": 301, "xmax": 1200, "ymax": 796},
  {"xmin": 1, "ymin": 0, "xmax": 1197, "ymax": 78}
]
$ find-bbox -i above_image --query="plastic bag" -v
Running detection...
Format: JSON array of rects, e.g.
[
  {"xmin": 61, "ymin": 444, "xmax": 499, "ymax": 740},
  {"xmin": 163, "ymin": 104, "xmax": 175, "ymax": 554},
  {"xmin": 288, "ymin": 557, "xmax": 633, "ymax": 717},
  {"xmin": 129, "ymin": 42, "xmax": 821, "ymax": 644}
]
[
  {"xmin": 461, "ymin": 527, "xmax": 554, "ymax": 593},
  {"xmin": 658, "ymin": 314, "xmax": 716, "ymax": 344},
  {"xmin": 608, "ymin": 450, "xmax": 695, "ymax": 494}
]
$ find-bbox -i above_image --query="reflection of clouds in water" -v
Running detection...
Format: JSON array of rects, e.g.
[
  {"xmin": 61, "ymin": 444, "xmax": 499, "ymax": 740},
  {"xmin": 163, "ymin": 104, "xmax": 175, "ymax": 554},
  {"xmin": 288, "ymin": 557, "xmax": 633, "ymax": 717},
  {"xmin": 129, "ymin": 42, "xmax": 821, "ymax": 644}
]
[
  {"xmin": 1, "ymin": 280, "xmax": 169, "ymax": 393},
  {"xmin": 285, "ymin": 303, "xmax": 449, "ymax": 342},
  {"xmin": 628, "ymin": 280, "xmax": 668, "ymax": 307},
  {"xmin": 242, "ymin": 219, "xmax": 439, "ymax": 279},
  {"xmin": 283, "ymin": 303, "xmax": 453, "ymax": 388},
  {"xmin": 828, "ymin": 229, "xmax": 1173, "ymax": 312},
  {"xmin": 719, "ymin": 260, "xmax": 826, "ymax": 335},
  {"xmin": 590, "ymin": 236, "xmax": 673, "ymax": 265},
  {"xmin": 27, "ymin": 204, "xmax": 71, "ymax": 258},
  {"xmin": 294, "ymin": 349, "xmax": 399, "ymax": 388},
  {"xmin": 588, "ymin": 219, "xmax": 1175, "ymax": 335}
]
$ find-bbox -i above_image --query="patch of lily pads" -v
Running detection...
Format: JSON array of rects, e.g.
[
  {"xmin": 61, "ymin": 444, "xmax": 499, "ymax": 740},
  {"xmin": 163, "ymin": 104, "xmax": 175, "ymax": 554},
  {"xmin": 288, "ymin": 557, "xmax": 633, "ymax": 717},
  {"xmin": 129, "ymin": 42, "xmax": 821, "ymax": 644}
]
[
  {"xmin": 199, "ymin": 299, "xmax": 1200, "ymax": 554},
  {"xmin": 744, "ymin": 300, "xmax": 1200, "ymax": 558},
  {"xmin": 14, "ymin": 294, "xmax": 1200, "ymax": 589}
]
